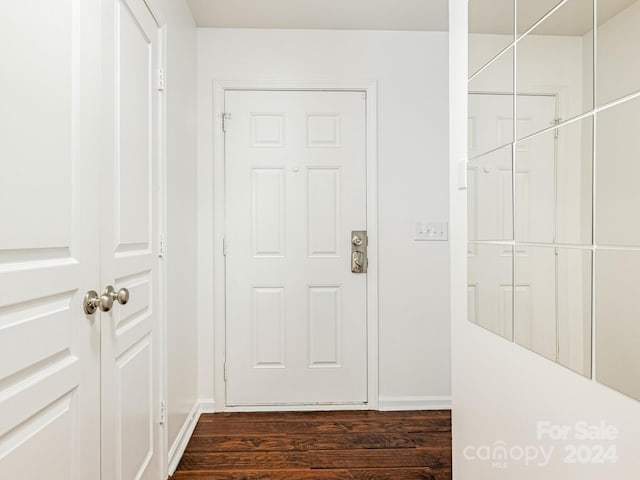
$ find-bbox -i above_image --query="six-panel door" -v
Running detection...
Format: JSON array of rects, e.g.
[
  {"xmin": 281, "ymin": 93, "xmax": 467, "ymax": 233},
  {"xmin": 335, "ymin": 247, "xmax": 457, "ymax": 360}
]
[{"xmin": 225, "ymin": 90, "xmax": 368, "ymax": 406}]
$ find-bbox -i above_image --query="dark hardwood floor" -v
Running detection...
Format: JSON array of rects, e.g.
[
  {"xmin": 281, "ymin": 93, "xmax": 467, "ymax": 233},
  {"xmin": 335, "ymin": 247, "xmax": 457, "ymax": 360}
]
[{"xmin": 171, "ymin": 410, "xmax": 452, "ymax": 479}]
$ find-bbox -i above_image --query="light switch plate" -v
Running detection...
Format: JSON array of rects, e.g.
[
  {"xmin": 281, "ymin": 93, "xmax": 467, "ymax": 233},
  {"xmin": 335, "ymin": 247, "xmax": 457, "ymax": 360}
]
[{"xmin": 415, "ymin": 222, "xmax": 448, "ymax": 241}]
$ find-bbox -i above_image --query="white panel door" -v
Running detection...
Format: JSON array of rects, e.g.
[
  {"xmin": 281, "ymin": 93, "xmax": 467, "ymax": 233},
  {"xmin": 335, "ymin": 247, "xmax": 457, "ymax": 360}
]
[
  {"xmin": 101, "ymin": 0, "xmax": 161, "ymax": 478},
  {"xmin": 0, "ymin": 1, "xmax": 101, "ymax": 479},
  {"xmin": 225, "ymin": 90, "xmax": 368, "ymax": 406}
]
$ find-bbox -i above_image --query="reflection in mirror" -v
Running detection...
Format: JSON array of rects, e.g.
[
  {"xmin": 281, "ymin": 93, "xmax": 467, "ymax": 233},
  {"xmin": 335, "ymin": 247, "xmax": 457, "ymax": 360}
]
[
  {"xmin": 516, "ymin": 0, "xmax": 594, "ymax": 139},
  {"xmin": 468, "ymin": 0, "xmax": 514, "ymax": 77},
  {"xmin": 596, "ymin": 95, "xmax": 640, "ymax": 246},
  {"xmin": 517, "ymin": 0, "xmax": 564, "ymax": 35},
  {"xmin": 597, "ymin": 0, "xmax": 640, "ymax": 106},
  {"xmin": 515, "ymin": 117, "xmax": 593, "ymax": 245},
  {"xmin": 596, "ymin": 249, "xmax": 640, "ymax": 400},
  {"xmin": 557, "ymin": 248, "xmax": 592, "ymax": 376},
  {"xmin": 468, "ymin": 48, "xmax": 514, "ymax": 157},
  {"xmin": 467, "ymin": 145, "xmax": 512, "ymax": 242},
  {"xmin": 515, "ymin": 247, "xmax": 592, "ymax": 376},
  {"xmin": 468, "ymin": 243, "xmax": 514, "ymax": 341}
]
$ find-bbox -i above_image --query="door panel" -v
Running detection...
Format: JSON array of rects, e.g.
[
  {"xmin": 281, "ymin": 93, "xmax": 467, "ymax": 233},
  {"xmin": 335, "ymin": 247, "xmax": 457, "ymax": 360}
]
[
  {"xmin": 101, "ymin": 0, "xmax": 160, "ymax": 478},
  {"xmin": 225, "ymin": 91, "xmax": 368, "ymax": 406},
  {"xmin": 0, "ymin": 1, "xmax": 101, "ymax": 479}
]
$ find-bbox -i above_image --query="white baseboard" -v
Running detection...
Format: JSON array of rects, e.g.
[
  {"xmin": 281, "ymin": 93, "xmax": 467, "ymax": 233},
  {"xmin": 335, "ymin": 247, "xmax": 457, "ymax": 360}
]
[
  {"xmin": 167, "ymin": 399, "xmax": 216, "ymax": 476},
  {"xmin": 378, "ymin": 395, "xmax": 452, "ymax": 411},
  {"xmin": 198, "ymin": 398, "xmax": 216, "ymax": 414}
]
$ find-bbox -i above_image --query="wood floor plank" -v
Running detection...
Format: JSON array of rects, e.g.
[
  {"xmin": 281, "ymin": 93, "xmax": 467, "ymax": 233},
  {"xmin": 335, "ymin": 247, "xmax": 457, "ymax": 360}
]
[
  {"xmin": 185, "ymin": 432, "xmax": 450, "ymax": 452},
  {"xmin": 309, "ymin": 448, "xmax": 451, "ymax": 469},
  {"xmin": 177, "ymin": 451, "xmax": 309, "ymax": 470},
  {"xmin": 171, "ymin": 468, "xmax": 451, "ymax": 480},
  {"xmin": 348, "ymin": 468, "xmax": 452, "ymax": 480},
  {"xmin": 171, "ymin": 469, "xmax": 351, "ymax": 479},
  {"xmin": 197, "ymin": 410, "xmax": 452, "ymax": 423},
  {"xmin": 192, "ymin": 418, "xmax": 450, "ymax": 436}
]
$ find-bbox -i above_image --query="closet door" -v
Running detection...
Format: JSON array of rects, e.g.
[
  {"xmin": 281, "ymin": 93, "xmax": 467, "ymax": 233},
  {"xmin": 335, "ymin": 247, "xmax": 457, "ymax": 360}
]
[
  {"xmin": 0, "ymin": 1, "xmax": 101, "ymax": 479},
  {"xmin": 100, "ymin": 0, "xmax": 162, "ymax": 478}
]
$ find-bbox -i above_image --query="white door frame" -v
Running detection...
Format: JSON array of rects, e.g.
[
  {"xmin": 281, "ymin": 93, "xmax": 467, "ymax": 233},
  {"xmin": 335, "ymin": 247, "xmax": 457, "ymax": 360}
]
[{"xmin": 211, "ymin": 80, "xmax": 379, "ymax": 411}]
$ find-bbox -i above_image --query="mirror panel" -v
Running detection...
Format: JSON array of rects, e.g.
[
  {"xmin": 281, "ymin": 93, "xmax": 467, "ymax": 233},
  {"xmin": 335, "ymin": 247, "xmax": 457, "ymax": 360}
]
[
  {"xmin": 557, "ymin": 248, "xmax": 592, "ymax": 376},
  {"xmin": 514, "ymin": 246, "xmax": 592, "ymax": 376},
  {"xmin": 468, "ymin": 48, "xmax": 514, "ymax": 157},
  {"xmin": 517, "ymin": 0, "xmax": 564, "ymax": 35},
  {"xmin": 468, "ymin": 243, "xmax": 514, "ymax": 340},
  {"xmin": 515, "ymin": 116, "xmax": 593, "ymax": 245},
  {"xmin": 467, "ymin": 0, "xmax": 598, "ymax": 383},
  {"xmin": 596, "ymin": 249, "xmax": 640, "ymax": 401},
  {"xmin": 468, "ymin": 0, "xmax": 514, "ymax": 77},
  {"xmin": 516, "ymin": 0, "xmax": 594, "ymax": 139},
  {"xmin": 596, "ymin": 95, "xmax": 640, "ymax": 247},
  {"xmin": 514, "ymin": 246, "xmax": 556, "ymax": 362},
  {"xmin": 597, "ymin": 0, "xmax": 640, "ymax": 106},
  {"xmin": 467, "ymin": 145, "xmax": 513, "ymax": 242}
]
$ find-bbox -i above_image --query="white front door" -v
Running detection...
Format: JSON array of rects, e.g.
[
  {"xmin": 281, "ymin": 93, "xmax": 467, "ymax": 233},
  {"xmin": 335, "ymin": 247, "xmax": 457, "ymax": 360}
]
[
  {"xmin": 225, "ymin": 90, "xmax": 368, "ymax": 406},
  {"xmin": 100, "ymin": 0, "xmax": 162, "ymax": 478},
  {"xmin": 0, "ymin": 0, "xmax": 101, "ymax": 478}
]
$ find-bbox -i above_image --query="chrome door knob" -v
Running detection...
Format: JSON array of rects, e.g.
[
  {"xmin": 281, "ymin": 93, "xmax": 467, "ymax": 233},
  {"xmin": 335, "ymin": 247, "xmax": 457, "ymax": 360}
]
[
  {"xmin": 83, "ymin": 290, "xmax": 114, "ymax": 315},
  {"xmin": 104, "ymin": 285, "xmax": 130, "ymax": 305}
]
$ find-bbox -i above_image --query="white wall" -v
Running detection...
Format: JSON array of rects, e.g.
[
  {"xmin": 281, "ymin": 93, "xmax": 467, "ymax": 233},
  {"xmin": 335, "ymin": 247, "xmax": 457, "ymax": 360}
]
[
  {"xmin": 451, "ymin": 1, "xmax": 640, "ymax": 478},
  {"xmin": 197, "ymin": 28, "xmax": 451, "ymax": 408},
  {"xmin": 150, "ymin": 0, "xmax": 200, "ymax": 461}
]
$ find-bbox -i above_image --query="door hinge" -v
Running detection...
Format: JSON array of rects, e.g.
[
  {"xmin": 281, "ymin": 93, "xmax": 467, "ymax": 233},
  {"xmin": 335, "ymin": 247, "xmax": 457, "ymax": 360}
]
[
  {"xmin": 223, "ymin": 236, "xmax": 227, "ymax": 256},
  {"xmin": 223, "ymin": 362, "xmax": 228, "ymax": 381},
  {"xmin": 157, "ymin": 67, "xmax": 166, "ymax": 91},
  {"xmin": 222, "ymin": 113, "xmax": 232, "ymax": 132},
  {"xmin": 159, "ymin": 233, "xmax": 167, "ymax": 258},
  {"xmin": 159, "ymin": 400, "xmax": 167, "ymax": 425}
]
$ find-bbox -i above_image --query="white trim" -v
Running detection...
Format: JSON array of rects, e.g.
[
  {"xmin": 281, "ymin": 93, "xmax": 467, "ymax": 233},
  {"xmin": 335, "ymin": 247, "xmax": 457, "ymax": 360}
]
[
  {"xmin": 199, "ymin": 398, "xmax": 216, "ymax": 413},
  {"xmin": 157, "ymin": 23, "xmax": 169, "ymax": 480},
  {"xmin": 211, "ymin": 79, "xmax": 379, "ymax": 411},
  {"xmin": 167, "ymin": 399, "xmax": 216, "ymax": 476},
  {"xmin": 222, "ymin": 403, "xmax": 372, "ymax": 413},
  {"xmin": 378, "ymin": 396, "xmax": 452, "ymax": 411},
  {"xmin": 142, "ymin": 0, "xmax": 165, "ymax": 26},
  {"xmin": 167, "ymin": 402, "xmax": 200, "ymax": 476}
]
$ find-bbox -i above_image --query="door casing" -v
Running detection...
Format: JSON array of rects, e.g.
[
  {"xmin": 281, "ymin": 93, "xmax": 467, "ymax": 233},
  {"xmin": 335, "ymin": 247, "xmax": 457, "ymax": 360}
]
[{"xmin": 210, "ymin": 80, "xmax": 379, "ymax": 411}]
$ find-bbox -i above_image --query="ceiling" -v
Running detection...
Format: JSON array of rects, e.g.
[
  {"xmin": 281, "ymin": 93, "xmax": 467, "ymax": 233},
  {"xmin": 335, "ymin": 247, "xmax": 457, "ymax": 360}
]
[{"xmin": 186, "ymin": 0, "xmax": 449, "ymax": 31}]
